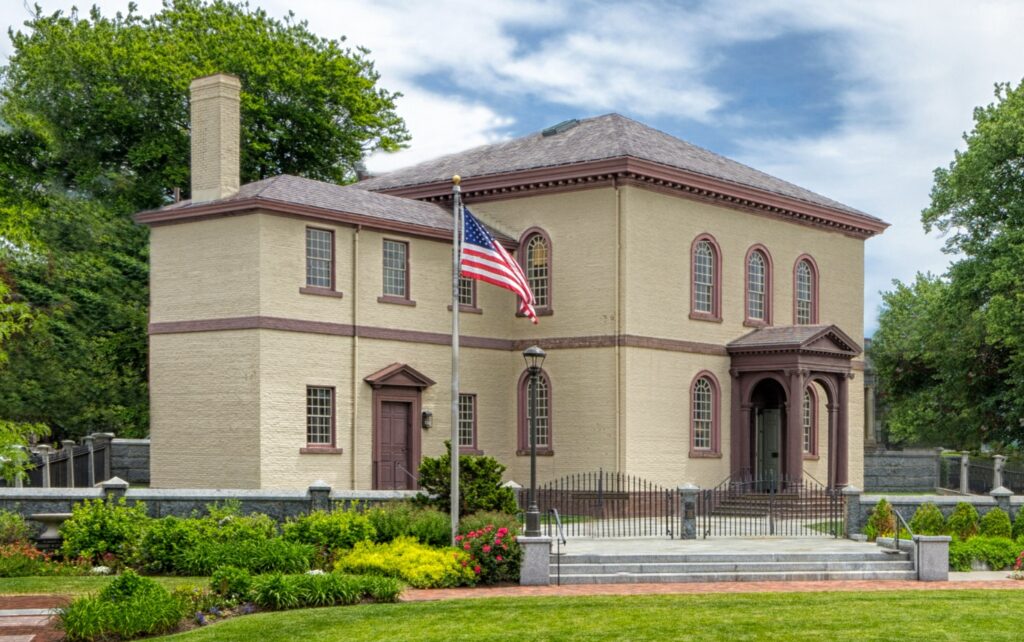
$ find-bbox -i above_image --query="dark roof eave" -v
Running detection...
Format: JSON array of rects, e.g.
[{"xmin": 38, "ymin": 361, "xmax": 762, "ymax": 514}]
[
  {"xmin": 367, "ymin": 156, "xmax": 890, "ymax": 239},
  {"xmin": 132, "ymin": 195, "xmax": 519, "ymax": 249}
]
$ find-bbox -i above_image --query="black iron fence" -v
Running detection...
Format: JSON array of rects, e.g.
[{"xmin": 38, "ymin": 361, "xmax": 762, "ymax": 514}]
[
  {"xmin": 535, "ymin": 470, "xmax": 679, "ymax": 538},
  {"xmin": 697, "ymin": 474, "xmax": 843, "ymax": 538},
  {"xmin": 937, "ymin": 454, "xmax": 1024, "ymax": 495}
]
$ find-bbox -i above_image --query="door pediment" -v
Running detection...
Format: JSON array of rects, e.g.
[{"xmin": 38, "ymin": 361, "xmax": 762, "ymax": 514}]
[{"xmin": 364, "ymin": 363, "xmax": 436, "ymax": 389}]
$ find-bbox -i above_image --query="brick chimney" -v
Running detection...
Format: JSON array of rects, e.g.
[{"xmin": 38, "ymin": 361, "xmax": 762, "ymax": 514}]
[{"xmin": 189, "ymin": 73, "xmax": 241, "ymax": 203}]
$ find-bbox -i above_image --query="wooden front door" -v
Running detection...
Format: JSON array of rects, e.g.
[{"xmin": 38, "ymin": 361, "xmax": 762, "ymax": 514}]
[{"xmin": 377, "ymin": 401, "xmax": 413, "ymax": 490}]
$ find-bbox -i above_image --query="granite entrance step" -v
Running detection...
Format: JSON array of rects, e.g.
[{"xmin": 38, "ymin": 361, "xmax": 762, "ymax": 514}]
[{"xmin": 547, "ymin": 538, "xmax": 917, "ymax": 585}]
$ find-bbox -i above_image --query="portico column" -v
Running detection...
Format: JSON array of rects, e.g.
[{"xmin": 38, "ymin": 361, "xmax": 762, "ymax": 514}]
[
  {"xmin": 827, "ymin": 401, "xmax": 838, "ymax": 488},
  {"xmin": 785, "ymin": 369, "xmax": 806, "ymax": 484},
  {"xmin": 836, "ymin": 373, "xmax": 850, "ymax": 487},
  {"xmin": 730, "ymin": 370, "xmax": 743, "ymax": 479}
]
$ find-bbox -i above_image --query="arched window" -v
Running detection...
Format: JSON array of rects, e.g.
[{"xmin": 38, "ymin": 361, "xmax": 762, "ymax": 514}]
[
  {"xmin": 690, "ymin": 235, "xmax": 722, "ymax": 320},
  {"xmin": 802, "ymin": 386, "xmax": 817, "ymax": 455},
  {"xmin": 794, "ymin": 257, "xmax": 818, "ymax": 324},
  {"xmin": 518, "ymin": 228, "xmax": 552, "ymax": 313},
  {"xmin": 745, "ymin": 246, "xmax": 772, "ymax": 325},
  {"xmin": 517, "ymin": 369, "xmax": 552, "ymax": 455},
  {"xmin": 689, "ymin": 372, "xmax": 721, "ymax": 457}
]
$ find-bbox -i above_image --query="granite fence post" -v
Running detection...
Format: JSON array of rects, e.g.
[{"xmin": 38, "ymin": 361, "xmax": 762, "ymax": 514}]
[
  {"xmin": 959, "ymin": 452, "xmax": 969, "ymax": 495},
  {"xmin": 990, "ymin": 486, "xmax": 1012, "ymax": 513},
  {"xmin": 842, "ymin": 485, "xmax": 863, "ymax": 538},
  {"xmin": 61, "ymin": 440, "xmax": 76, "ymax": 488},
  {"xmin": 308, "ymin": 480, "xmax": 332, "ymax": 513},
  {"xmin": 678, "ymin": 483, "xmax": 699, "ymax": 540},
  {"xmin": 83, "ymin": 435, "xmax": 96, "ymax": 487},
  {"xmin": 518, "ymin": 535, "xmax": 552, "ymax": 586},
  {"xmin": 36, "ymin": 445, "xmax": 52, "ymax": 488},
  {"xmin": 914, "ymin": 535, "xmax": 952, "ymax": 581},
  {"xmin": 100, "ymin": 476, "xmax": 129, "ymax": 501},
  {"xmin": 993, "ymin": 455, "xmax": 1006, "ymax": 493}
]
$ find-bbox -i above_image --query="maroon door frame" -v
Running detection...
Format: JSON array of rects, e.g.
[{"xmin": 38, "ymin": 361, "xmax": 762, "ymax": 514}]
[{"xmin": 365, "ymin": 363, "xmax": 435, "ymax": 491}]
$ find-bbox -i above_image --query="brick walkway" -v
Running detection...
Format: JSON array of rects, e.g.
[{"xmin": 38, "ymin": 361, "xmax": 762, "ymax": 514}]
[
  {"xmin": 0, "ymin": 596, "xmax": 67, "ymax": 642},
  {"xmin": 402, "ymin": 578, "xmax": 1024, "ymax": 601}
]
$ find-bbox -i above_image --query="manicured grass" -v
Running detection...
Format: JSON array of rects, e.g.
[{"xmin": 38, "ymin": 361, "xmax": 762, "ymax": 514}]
[
  {"xmin": 0, "ymin": 575, "xmax": 207, "ymax": 595},
  {"xmin": 165, "ymin": 590, "xmax": 1023, "ymax": 641}
]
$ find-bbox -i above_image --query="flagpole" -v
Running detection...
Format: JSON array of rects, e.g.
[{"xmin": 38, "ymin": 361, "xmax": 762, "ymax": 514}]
[{"xmin": 450, "ymin": 175, "xmax": 462, "ymax": 546}]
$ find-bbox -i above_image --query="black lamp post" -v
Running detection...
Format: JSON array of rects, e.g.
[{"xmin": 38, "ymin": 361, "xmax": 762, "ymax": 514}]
[{"xmin": 522, "ymin": 345, "xmax": 546, "ymax": 537}]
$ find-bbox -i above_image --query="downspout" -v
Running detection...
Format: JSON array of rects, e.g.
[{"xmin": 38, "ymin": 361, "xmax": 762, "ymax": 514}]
[
  {"xmin": 614, "ymin": 178, "xmax": 624, "ymax": 473},
  {"xmin": 350, "ymin": 225, "xmax": 360, "ymax": 489}
]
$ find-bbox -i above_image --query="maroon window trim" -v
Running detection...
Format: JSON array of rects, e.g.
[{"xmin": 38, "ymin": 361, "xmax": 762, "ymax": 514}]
[
  {"xmin": 517, "ymin": 368, "xmax": 553, "ymax": 456},
  {"xmin": 743, "ymin": 244, "xmax": 773, "ymax": 327},
  {"xmin": 458, "ymin": 393, "xmax": 483, "ymax": 455},
  {"xmin": 689, "ymin": 371, "xmax": 722, "ymax": 458},
  {"xmin": 792, "ymin": 254, "xmax": 820, "ymax": 324},
  {"xmin": 305, "ymin": 385, "xmax": 336, "ymax": 449},
  {"xmin": 689, "ymin": 233, "xmax": 722, "ymax": 322},
  {"xmin": 803, "ymin": 384, "xmax": 819, "ymax": 459},
  {"xmin": 379, "ymin": 238, "xmax": 415, "ymax": 305},
  {"xmin": 517, "ymin": 226, "xmax": 553, "ymax": 316},
  {"xmin": 303, "ymin": 226, "xmax": 342, "ymax": 298}
]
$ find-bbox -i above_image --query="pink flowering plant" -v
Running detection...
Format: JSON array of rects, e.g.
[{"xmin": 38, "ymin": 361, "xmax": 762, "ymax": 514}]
[{"xmin": 455, "ymin": 524, "xmax": 521, "ymax": 584}]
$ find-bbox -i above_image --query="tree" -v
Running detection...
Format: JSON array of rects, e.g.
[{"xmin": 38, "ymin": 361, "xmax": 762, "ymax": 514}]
[
  {"xmin": 0, "ymin": 0, "xmax": 408, "ymax": 440},
  {"xmin": 873, "ymin": 80, "xmax": 1024, "ymax": 448}
]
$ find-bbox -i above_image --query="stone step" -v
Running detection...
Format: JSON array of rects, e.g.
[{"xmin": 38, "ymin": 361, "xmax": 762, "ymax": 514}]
[
  {"xmin": 551, "ymin": 550, "xmax": 908, "ymax": 565},
  {"xmin": 551, "ymin": 560, "xmax": 915, "ymax": 574},
  {"xmin": 546, "ymin": 569, "xmax": 919, "ymax": 584}
]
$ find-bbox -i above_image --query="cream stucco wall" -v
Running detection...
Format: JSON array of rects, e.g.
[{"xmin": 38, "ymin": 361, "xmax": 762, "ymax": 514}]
[{"xmin": 149, "ymin": 331, "xmax": 260, "ymax": 488}]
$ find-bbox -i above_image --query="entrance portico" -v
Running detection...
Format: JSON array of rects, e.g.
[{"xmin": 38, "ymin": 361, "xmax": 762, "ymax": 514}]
[{"xmin": 727, "ymin": 325, "xmax": 861, "ymax": 489}]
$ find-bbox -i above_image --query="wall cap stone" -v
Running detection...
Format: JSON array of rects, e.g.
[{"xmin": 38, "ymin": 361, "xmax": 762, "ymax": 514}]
[
  {"xmin": 841, "ymin": 485, "xmax": 862, "ymax": 495},
  {"xmin": 100, "ymin": 477, "xmax": 129, "ymax": 490},
  {"xmin": 989, "ymin": 486, "xmax": 1013, "ymax": 498}
]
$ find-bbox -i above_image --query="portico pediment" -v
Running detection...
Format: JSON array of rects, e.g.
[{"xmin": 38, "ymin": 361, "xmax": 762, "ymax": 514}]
[
  {"xmin": 364, "ymin": 363, "xmax": 436, "ymax": 389},
  {"xmin": 727, "ymin": 324, "xmax": 861, "ymax": 358}
]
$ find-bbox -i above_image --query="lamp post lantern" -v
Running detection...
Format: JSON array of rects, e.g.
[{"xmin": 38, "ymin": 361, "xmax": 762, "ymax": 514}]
[{"xmin": 522, "ymin": 345, "xmax": 546, "ymax": 537}]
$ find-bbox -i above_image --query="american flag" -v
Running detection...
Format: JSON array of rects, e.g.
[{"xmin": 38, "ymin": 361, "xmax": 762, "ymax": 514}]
[{"xmin": 460, "ymin": 208, "xmax": 538, "ymax": 323}]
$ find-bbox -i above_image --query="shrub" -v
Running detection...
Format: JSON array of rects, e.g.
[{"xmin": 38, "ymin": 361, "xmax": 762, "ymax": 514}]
[
  {"xmin": 1014, "ymin": 510, "xmax": 1024, "ymax": 541},
  {"xmin": 459, "ymin": 511, "xmax": 520, "ymax": 538},
  {"xmin": 407, "ymin": 508, "xmax": 451, "ymax": 547},
  {"xmin": 416, "ymin": 442, "xmax": 518, "ymax": 515},
  {"xmin": 204, "ymin": 502, "xmax": 277, "ymax": 542},
  {"xmin": 0, "ymin": 510, "xmax": 32, "ymax": 544},
  {"xmin": 176, "ymin": 538, "xmax": 315, "ymax": 576},
  {"xmin": 59, "ymin": 570, "xmax": 185, "ymax": 641},
  {"xmin": 354, "ymin": 574, "xmax": 403, "ymax": 602},
  {"xmin": 0, "ymin": 542, "xmax": 47, "ymax": 577},
  {"xmin": 250, "ymin": 573, "xmax": 302, "ymax": 611},
  {"xmin": 210, "ymin": 566, "xmax": 253, "ymax": 602},
  {"xmin": 135, "ymin": 516, "xmax": 204, "ymax": 574},
  {"xmin": 367, "ymin": 503, "xmax": 449, "ymax": 547},
  {"xmin": 980, "ymin": 508, "xmax": 1012, "ymax": 538},
  {"xmin": 908, "ymin": 503, "xmax": 946, "ymax": 535},
  {"xmin": 949, "ymin": 536, "xmax": 1022, "ymax": 571},
  {"xmin": 282, "ymin": 509, "xmax": 376, "ymax": 557},
  {"xmin": 456, "ymin": 523, "xmax": 522, "ymax": 584},
  {"xmin": 947, "ymin": 502, "xmax": 980, "ymax": 540},
  {"xmin": 294, "ymin": 572, "xmax": 363, "ymax": 607},
  {"xmin": 60, "ymin": 497, "xmax": 150, "ymax": 563},
  {"xmin": 336, "ymin": 536, "xmax": 475, "ymax": 588},
  {"xmin": 865, "ymin": 499, "xmax": 895, "ymax": 540}
]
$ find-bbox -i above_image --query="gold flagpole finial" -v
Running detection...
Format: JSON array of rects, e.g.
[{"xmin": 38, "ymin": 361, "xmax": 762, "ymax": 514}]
[{"xmin": 452, "ymin": 174, "xmax": 461, "ymax": 186}]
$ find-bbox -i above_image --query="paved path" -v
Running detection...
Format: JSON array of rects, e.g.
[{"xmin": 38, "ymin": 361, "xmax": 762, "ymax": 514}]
[{"xmin": 0, "ymin": 596, "xmax": 66, "ymax": 642}]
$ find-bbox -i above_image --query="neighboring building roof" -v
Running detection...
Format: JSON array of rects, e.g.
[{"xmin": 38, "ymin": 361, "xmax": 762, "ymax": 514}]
[
  {"xmin": 728, "ymin": 325, "xmax": 862, "ymax": 355},
  {"xmin": 134, "ymin": 174, "xmax": 514, "ymax": 244},
  {"xmin": 356, "ymin": 113, "xmax": 881, "ymax": 224}
]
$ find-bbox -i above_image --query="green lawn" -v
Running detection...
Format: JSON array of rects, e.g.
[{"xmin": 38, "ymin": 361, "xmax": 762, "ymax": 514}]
[
  {"xmin": 164, "ymin": 590, "xmax": 1024, "ymax": 641},
  {"xmin": 0, "ymin": 575, "xmax": 206, "ymax": 595}
]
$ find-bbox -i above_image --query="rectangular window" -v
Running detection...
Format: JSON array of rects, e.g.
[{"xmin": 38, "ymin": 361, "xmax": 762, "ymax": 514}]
[
  {"xmin": 382, "ymin": 239, "xmax": 409, "ymax": 298},
  {"xmin": 306, "ymin": 228, "xmax": 333, "ymax": 288},
  {"xmin": 458, "ymin": 393, "xmax": 476, "ymax": 449},
  {"xmin": 306, "ymin": 386, "xmax": 334, "ymax": 446},
  {"xmin": 458, "ymin": 276, "xmax": 475, "ymax": 307}
]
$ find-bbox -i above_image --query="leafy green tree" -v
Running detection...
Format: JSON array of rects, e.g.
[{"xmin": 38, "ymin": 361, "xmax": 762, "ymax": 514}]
[
  {"xmin": 0, "ymin": 0, "xmax": 408, "ymax": 440},
  {"xmin": 873, "ymin": 80, "xmax": 1024, "ymax": 448}
]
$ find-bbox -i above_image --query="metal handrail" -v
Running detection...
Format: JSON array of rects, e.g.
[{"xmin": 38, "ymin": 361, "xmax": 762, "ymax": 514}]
[
  {"xmin": 891, "ymin": 508, "xmax": 920, "ymax": 577},
  {"xmin": 547, "ymin": 508, "xmax": 567, "ymax": 586}
]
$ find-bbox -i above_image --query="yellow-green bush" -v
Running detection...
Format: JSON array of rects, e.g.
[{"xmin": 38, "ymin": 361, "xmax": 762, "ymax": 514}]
[{"xmin": 335, "ymin": 536, "xmax": 475, "ymax": 588}]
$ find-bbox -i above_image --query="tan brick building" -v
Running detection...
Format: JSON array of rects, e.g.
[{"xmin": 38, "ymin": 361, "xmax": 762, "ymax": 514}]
[{"xmin": 137, "ymin": 74, "xmax": 887, "ymax": 490}]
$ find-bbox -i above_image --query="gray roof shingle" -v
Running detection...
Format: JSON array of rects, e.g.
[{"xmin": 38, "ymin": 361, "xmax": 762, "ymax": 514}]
[{"xmin": 356, "ymin": 114, "xmax": 877, "ymax": 220}]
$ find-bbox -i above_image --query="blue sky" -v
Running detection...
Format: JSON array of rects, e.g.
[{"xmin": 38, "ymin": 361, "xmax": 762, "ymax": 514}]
[{"xmin": 4, "ymin": 0, "xmax": 1024, "ymax": 335}]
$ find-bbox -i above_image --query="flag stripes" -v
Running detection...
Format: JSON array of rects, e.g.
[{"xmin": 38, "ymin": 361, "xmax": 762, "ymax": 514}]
[{"xmin": 460, "ymin": 208, "xmax": 538, "ymax": 323}]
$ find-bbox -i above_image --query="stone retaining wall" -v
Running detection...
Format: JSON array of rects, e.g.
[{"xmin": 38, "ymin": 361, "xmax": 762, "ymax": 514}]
[
  {"xmin": 863, "ymin": 449, "xmax": 942, "ymax": 492},
  {"xmin": 846, "ymin": 491, "xmax": 1022, "ymax": 536}
]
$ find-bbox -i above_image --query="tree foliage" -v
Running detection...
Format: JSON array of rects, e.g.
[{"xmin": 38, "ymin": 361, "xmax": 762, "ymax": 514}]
[
  {"xmin": 873, "ymin": 80, "xmax": 1024, "ymax": 448},
  {"xmin": 0, "ymin": 1, "xmax": 408, "ymax": 441}
]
